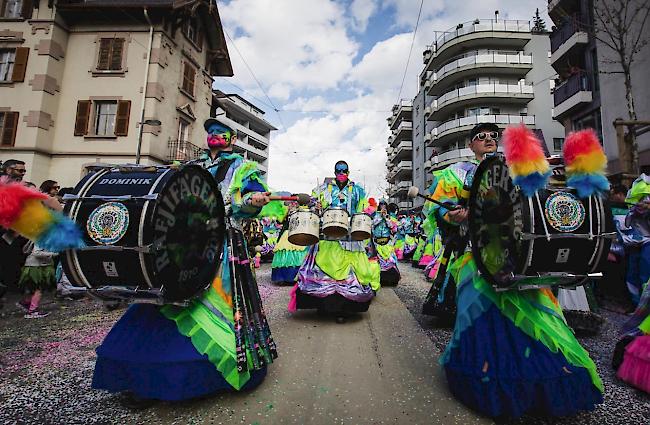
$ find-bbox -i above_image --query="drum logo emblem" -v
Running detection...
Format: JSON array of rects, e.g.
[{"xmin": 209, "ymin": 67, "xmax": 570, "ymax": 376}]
[
  {"xmin": 544, "ymin": 192, "xmax": 585, "ymax": 232},
  {"xmin": 87, "ymin": 202, "xmax": 129, "ymax": 245}
]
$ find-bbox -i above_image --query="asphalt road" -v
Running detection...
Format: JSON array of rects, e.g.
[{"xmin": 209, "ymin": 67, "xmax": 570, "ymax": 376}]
[{"xmin": 0, "ymin": 264, "xmax": 487, "ymax": 425}]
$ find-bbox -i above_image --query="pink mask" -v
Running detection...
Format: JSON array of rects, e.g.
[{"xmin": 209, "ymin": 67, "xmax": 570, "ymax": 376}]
[
  {"xmin": 335, "ymin": 174, "xmax": 348, "ymax": 183},
  {"xmin": 207, "ymin": 135, "xmax": 230, "ymax": 148}
]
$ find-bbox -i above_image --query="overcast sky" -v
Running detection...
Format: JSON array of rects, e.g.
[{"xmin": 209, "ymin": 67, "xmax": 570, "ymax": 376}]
[{"xmin": 217, "ymin": 0, "xmax": 550, "ymax": 198}]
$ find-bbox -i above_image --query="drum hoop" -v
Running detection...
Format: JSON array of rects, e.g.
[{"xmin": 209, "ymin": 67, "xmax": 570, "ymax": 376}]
[
  {"xmin": 138, "ymin": 168, "xmax": 173, "ymax": 289},
  {"xmin": 65, "ymin": 169, "xmax": 111, "ymax": 289},
  {"xmin": 468, "ymin": 156, "xmax": 516, "ymax": 288}
]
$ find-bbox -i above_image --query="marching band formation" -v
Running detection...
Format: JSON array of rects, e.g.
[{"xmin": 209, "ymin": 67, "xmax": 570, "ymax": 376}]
[{"xmin": 1, "ymin": 117, "xmax": 649, "ymax": 417}]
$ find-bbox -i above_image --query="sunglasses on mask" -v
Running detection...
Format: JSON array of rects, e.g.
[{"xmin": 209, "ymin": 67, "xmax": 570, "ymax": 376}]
[
  {"xmin": 472, "ymin": 131, "xmax": 499, "ymax": 142},
  {"xmin": 335, "ymin": 167, "xmax": 349, "ymax": 174}
]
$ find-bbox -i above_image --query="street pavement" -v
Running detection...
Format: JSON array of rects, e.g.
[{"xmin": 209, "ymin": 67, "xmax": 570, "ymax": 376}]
[{"xmin": 0, "ymin": 264, "xmax": 488, "ymax": 425}]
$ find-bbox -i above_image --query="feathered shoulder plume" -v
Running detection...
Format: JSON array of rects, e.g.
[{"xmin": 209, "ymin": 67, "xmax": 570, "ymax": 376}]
[
  {"xmin": 563, "ymin": 129, "xmax": 609, "ymax": 198},
  {"xmin": 502, "ymin": 124, "xmax": 551, "ymax": 197}
]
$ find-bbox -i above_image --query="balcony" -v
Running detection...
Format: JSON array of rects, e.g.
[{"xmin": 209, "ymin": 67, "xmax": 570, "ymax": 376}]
[
  {"xmin": 391, "ymin": 141, "xmax": 413, "ymax": 162},
  {"xmin": 427, "ymin": 51, "xmax": 533, "ymax": 96},
  {"xmin": 428, "ymin": 147, "xmax": 475, "ymax": 170},
  {"xmin": 425, "ymin": 19, "xmax": 532, "ymax": 71},
  {"xmin": 548, "ymin": 0, "xmax": 581, "ymax": 22},
  {"xmin": 391, "ymin": 121, "xmax": 413, "ymax": 143},
  {"xmin": 553, "ymin": 72, "xmax": 593, "ymax": 120},
  {"xmin": 168, "ymin": 139, "xmax": 203, "ymax": 162},
  {"xmin": 428, "ymin": 83, "xmax": 534, "ymax": 120},
  {"xmin": 389, "ymin": 100, "xmax": 413, "ymax": 129},
  {"xmin": 398, "ymin": 201, "xmax": 413, "ymax": 209},
  {"xmin": 429, "ymin": 114, "xmax": 535, "ymax": 146},
  {"xmin": 550, "ymin": 16, "xmax": 589, "ymax": 66}
]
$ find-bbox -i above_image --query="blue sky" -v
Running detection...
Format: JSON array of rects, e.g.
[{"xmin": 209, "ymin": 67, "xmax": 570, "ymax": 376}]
[{"xmin": 217, "ymin": 0, "xmax": 550, "ymax": 197}]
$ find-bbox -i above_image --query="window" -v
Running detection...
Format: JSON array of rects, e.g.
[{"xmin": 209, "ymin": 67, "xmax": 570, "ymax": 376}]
[
  {"xmin": 97, "ymin": 38, "xmax": 125, "ymax": 71},
  {"xmin": 184, "ymin": 17, "xmax": 203, "ymax": 48},
  {"xmin": 177, "ymin": 119, "xmax": 190, "ymax": 142},
  {"xmin": 553, "ymin": 138, "xmax": 564, "ymax": 151},
  {"xmin": 2, "ymin": 0, "xmax": 22, "ymax": 18},
  {"xmin": 0, "ymin": 47, "xmax": 27, "ymax": 82},
  {"xmin": 0, "ymin": 111, "xmax": 18, "ymax": 146},
  {"xmin": 74, "ymin": 99, "xmax": 131, "ymax": 137},
  {"xmin": 181, "ymin": 61, "xmax": 197, "ymax": 97},
  {"xmin": 95, "ymin": 101, "xmax": 117, "ymax": 136}
]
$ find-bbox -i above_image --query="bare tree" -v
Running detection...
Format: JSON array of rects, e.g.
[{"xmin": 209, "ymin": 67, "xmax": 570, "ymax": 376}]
[{"xmin": 591, "ymin": 0, "xmax": 650, "ymax": 174}]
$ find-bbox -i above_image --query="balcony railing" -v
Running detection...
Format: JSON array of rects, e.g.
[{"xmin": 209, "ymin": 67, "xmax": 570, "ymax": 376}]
[
  {"xmin": 430, "ymin": 19, "xmax": 531, "ymax": 54},
  {"xmin": 168, "ymin": 139, "xmax": 203, "ymax": 162},
  {"xmin": 432, "ymin": 83, "xmax": 534, "ymax": 110},
  {"xmin": 432, "ymin": 114, "xmax": 535, "ymax": 139},
  {"xmin": 553, "ymin": 72, "xmax": 591, "ymax": 106},
  {"xmin": 433, "ymin": 51, "xmax": 532, "ymax": 82},
  {"xmin": 550, "ymin": 15, "xmax": 588, "ymax": 52}
]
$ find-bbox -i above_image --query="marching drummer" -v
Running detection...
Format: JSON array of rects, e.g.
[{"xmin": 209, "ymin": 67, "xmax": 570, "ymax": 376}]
[
  {"xmin": 288, "ymin": 160, "xmax": 380, "ymax": 323},
  {"xmin": 93, "ymin": 119, "xmax": 287, "ymax": 407},
  {"xmin": 425, "ymin": 122, "xmax": 604, "ymax": 418}
]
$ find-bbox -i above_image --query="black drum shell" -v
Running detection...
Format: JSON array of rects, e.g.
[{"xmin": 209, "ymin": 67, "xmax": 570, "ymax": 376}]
[{"xmin": 62, "ymin": 165, "xmax": 225, "ymax": 302}]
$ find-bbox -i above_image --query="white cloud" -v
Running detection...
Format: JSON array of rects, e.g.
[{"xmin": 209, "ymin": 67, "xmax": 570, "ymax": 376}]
[{"xmin": 349, "ymin": 0, "xmax": 380, "ymax": 32}]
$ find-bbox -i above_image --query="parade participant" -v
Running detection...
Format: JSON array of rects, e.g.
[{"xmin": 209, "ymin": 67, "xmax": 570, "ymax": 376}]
[
  {"xmin": 622, "ymin": 174, "xmax": 650, "ymax": 305},
  {"xmin": 271, "ymin": 202, "xmax": 309, "ymax": 285},
  {"xmin": 401, "ymin": 212, "xmax": 418, "ymax": 260},
  {"xmin": 260, "ymin": 217, "xmax": 281, "ymax": 262},
  {"xmin": 614, "ymin": 278, "xmax": 650, "ymax": 393},
  {"xmin": 288, "ymin": 161, "xmax": 380, "ymax": 323},
  {"xmin": 371, "ymin": 200, "xmax": 400, "ymax": 286},
  {"xmin": 394, "ymin": 210, "xmax": 406, "ymax": 260},
  {"xmin": 93, "ymin": 119, "xmax": 285, "ymax": 406},
  {"xmin": 437, "ymin": 123, "xmax": 603, "ymax": 418}
]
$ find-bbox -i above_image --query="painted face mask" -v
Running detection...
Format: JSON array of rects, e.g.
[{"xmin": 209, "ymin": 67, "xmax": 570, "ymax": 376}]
[
  {"xmin": 335, "ymin": 173, "xmax": 348, "ymax": 183},
  {"xmin": 206, "ymin": 124, "xmax": 233, "ymax": 148}
]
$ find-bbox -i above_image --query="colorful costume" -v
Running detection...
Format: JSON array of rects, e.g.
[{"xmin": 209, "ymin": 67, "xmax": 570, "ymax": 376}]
[
  {"xmin": 433, "ymin": 158, "xmax": 603, "ymax": 417},
  {"xmin": 289, "ymin": 175, "xmax": 380, "ymax": 316},
  {"xmin": 621, "ymin": 174, "xmax": 650, "ymax": 305},
  {"xmin": 93, "ymin": 132, "xmax": 284, "ymax": 400},
  {"xmin": 260, "ymin": 217, "xmax": 281, "ymax": 262},
  {"xmin": 371, "ymin": 206, "xmax": 400, "ymax": 286},
  {"xmin": 614, "ymin": 279, "xmax": 650, "ymax": 393},
  {"xmin": 271, "ymin": 215, "xmax": 309, "ymax": 284}
]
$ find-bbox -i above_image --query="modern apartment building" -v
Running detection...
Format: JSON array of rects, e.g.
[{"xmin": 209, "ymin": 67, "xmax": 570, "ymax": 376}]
[
  {"xmin": 211, "ymin": 90, "xmax": 275, "ymax": 176},
  {"xmin": 548, "ymin": 0, "xmax": 650, "ymax": 174},
  {"xmin": 0, "ymin": 0, "xmax": 232, "ymax": 187},
  {"xmin": 408, "ymin": 18, "xmax": 565, "ymax": 201},
  {"xmin": 386, "ymin": 99, "xmax": 413, "ymax": 210}
]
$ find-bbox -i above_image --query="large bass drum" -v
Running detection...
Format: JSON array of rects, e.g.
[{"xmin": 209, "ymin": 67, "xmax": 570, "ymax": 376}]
[
  {"xmin": 468, "ymin": 155, "xmax": 615, "ymax": 290},
  {"xmin": 62, "ymin": 165, "xmax": 225, "ymax": 302}
]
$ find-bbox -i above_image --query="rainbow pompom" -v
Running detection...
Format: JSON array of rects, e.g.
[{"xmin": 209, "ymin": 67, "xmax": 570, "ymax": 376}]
[
  {"xmin": 503, "ymin": 124, "xmax": 551, "ymax": 197},
  {"xmin": 563, "ymin": 129, "xmax": 610, "ymax": 198},
  {"xmin": 0, "ymin": 178, "xmax": 85, "ymax": 251}
]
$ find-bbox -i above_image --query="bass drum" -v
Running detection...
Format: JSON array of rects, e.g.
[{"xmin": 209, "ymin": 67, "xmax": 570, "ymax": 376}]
[
  {"xmin": 62, "ymin": 165, "xmax": 225, "ymax": 302},
  {"xmin": 468, "ymin": 155, "xmax": 614, "ymax": 290}
]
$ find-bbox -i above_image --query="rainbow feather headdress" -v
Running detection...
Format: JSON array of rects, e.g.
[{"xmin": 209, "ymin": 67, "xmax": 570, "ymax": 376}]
[
  {"xmin": 562, "ymin": 129, "xmax": 610, "ymax": 198},
  {"xmin": 502, "ymin": 124, "xmax": 551, "ymax": 197},
  {"xmin": 0, "ymin": 178, "xmax": 85, "ymax": 251}
]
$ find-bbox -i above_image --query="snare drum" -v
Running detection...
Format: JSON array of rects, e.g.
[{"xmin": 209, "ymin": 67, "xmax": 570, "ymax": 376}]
[
  {"xmin": 350, "ymin": 213, "xmax": 372, "ymax": 241},
  {"xmin": 468, "ymin": 156, "xmax": 615, "ymax": 290},
  {"xmin": 321, "ymin": 207, "xmax": 350, "ymax": 239},
  {"xmin": 288, "ymin": 210, "xmax": 320, "ymax": 246},
  {"xmin": 62, "ymin": 165, "xmax": 225, "ymax": 302}
]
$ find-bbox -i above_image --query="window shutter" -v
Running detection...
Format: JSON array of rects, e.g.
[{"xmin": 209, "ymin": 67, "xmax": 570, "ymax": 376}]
[
  {"xmin": 74, "ymin": 100, "xmax": 91, "ymax": 136},
  {"xmin": 97, "ymin": 39, "xmax": 111, "ymax": 70},
  {"xmin": 182, "ymin": 62, "xmax": 190, "ymax": 93},
  {"xmin": 11, "ymin": 48, "xmax": 29, "ymax": 82},
  {"xmin": 114, "ymin": 100, "xmax": 131, "ymax": 136},
  {"xmin": 187, "ymin": 65, "xmax": 195, "ymax": 96},
  {"xmin": 1, "ymin": 112, "xmax": 19, "ymax": 147},
  {"xmin": 21, "ymin": 0, "xmax": 33, "ymax": 19},
  {"xmin": 110, "ymin": 39, "xmax": 124, "ymax": 71}
]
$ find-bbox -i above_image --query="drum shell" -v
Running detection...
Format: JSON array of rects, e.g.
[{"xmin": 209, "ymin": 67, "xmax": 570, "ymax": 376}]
[
  {"xmin": 321, "ymin": 208, "xmax": 350, "ymax": 239},
  {"xmin": 350, "ymin": 213, "xmax": 372, "ymax": 241},
  {"xmin": 62, "ymin": 166, "xmax": 225, "ymax": 302},
  {"xmin": 288, "ymin": 210, "xmax": 320, "ymax": 246}
]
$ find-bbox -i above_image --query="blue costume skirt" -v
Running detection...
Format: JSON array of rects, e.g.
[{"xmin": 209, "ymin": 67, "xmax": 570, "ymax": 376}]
[
  {"xmin": 93, "ymin": 304, "xmax": 266, "ymax": 401},
  {"xmin": 444, "ymin": 304, "xmax": 603, "ymax": 418},
  {"xmin": 271, "ymin": 266, "xmax": 301, "ymax": 284}
]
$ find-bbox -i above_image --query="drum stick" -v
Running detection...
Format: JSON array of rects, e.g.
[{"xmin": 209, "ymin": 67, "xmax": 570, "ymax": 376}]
[
  {"xmin": 227, "ymin": 226, "xmax": 248, "ymax": 373},
  {"xmin": 267, "ymin": 193, "xmax": 311, "ymax": 205},
  {"xmin": 407, "ymin": 186, "xmax": 459, "ymax": 210}
]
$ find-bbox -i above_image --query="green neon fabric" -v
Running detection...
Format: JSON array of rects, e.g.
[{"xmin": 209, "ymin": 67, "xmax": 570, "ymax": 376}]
[
  {"xmin": 315, "ymin": 240, "xmax": 380, "ymax": 291},
  {"xmin": 376, "ymin": 243, "xmax": 395, "ymax": 260}
]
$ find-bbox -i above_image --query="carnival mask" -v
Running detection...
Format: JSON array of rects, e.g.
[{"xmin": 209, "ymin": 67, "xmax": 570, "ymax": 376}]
[{"xmin": 207, "ymin": 123, "xmax": 234, "ymax": 148}]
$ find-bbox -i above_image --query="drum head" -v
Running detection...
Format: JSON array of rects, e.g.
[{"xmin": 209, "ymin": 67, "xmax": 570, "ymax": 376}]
[
  {"xmin": 468, "ymin": 156, "xmax": 524, "ymax": 288},
  {"xmin": 153, "ymin": 165, "xmax": 225, "ymax": 301}
]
